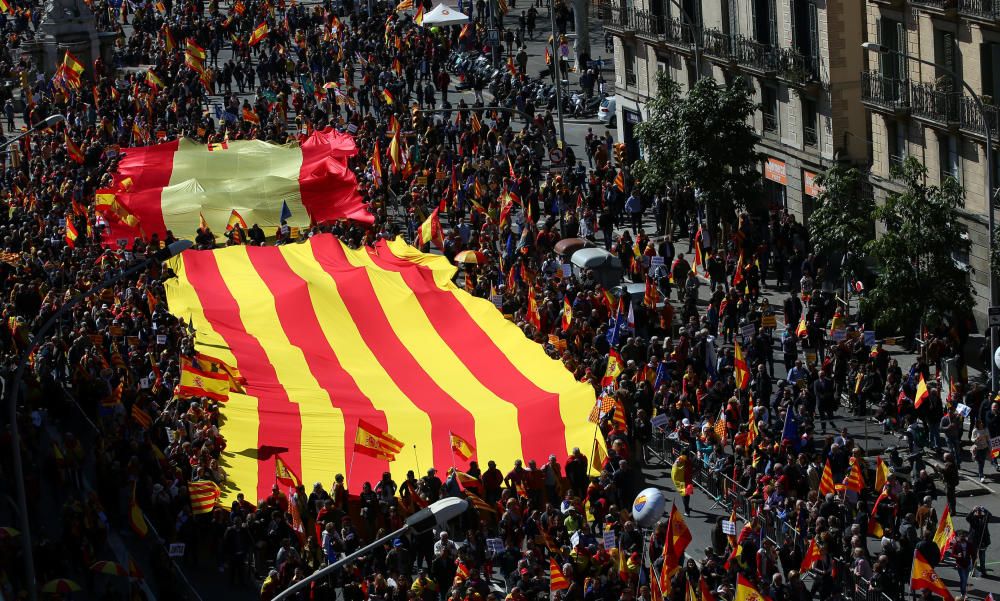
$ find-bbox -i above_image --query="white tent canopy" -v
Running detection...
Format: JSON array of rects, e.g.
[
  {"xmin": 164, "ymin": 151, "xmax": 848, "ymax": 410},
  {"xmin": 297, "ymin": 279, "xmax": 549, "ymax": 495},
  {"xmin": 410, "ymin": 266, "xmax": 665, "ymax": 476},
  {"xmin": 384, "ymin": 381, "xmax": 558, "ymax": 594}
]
[{"xmin": 421, "ymin": 4, "xmax": 470, "ymax": 26}]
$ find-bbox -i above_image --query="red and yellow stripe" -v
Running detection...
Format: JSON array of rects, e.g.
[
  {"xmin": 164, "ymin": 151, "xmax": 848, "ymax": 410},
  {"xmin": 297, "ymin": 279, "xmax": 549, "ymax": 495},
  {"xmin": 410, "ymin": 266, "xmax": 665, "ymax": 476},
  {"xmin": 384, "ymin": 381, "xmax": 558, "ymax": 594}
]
[{"xmin": 165, "ymin": 236, "xmax": 595, "ymax": 504}]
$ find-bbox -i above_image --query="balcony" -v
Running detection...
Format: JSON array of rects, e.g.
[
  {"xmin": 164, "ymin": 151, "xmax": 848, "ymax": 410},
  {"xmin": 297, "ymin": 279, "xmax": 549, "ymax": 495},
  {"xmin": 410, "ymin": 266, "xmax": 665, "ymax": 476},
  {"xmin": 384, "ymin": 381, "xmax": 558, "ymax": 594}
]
[
  {"xmin": 702, "ymin": 29, "xmax": 734, "ymax": 62},
  {"xmin": 911, "ymin": 0, "xmax": 959, "ymax": 16},
  {"xmin": 957, "ymin": 0, "xmax": 1000, "ymax": 20},
  {"xmin": 778, "ymin": 48, "xmax": 822, "ymax": 89},
  {"xmin": 732, "ymin": 36, "xmax": 779, "ymax": 74},
  {"xmin": 804, "ymin": 125, "xmax": 819, "ymax": 148},
  {"xmin": 660, "ymin": 15, "xmax": 701, "ymax": 52},
  {"xmin": 959, "ymin": 96, "xmax": 1000, "ymax": 142},
  {"xmin": 763, "ymin": 112, "xmax": 779, "ymax": 136},
  {"xmin": 911, "ymin": 83, "xmax": 960, "ymax": 126},
  {"xmin": 631, "ymin": 9, "xmax": 661, "ymax": 38},
  {"xmin": 860, "ymin": 71, "xmax": 910, "ymax": 115},
  {"xmin": 600, "ymin": 4, "xmax": 633, "ymax": 33}
]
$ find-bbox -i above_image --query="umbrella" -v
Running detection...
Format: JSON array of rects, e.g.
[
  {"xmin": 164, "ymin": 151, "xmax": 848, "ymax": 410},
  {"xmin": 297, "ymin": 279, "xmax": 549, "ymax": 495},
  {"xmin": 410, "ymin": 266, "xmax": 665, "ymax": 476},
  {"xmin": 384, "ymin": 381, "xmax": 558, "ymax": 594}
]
[
  {"xmin": 41, "ymin": 579, "xmax": 82, "ymax": 593},
  {"xmin": 454, "ymin": 250, "xmax": 487, "ymax": 265},
  {"xmin": 91, "ymin": 560, "xmax": 129, "ymax": 577},
  {"xmin": 0, "ymin": 527, "xmax": 20, "ymax": 539}
]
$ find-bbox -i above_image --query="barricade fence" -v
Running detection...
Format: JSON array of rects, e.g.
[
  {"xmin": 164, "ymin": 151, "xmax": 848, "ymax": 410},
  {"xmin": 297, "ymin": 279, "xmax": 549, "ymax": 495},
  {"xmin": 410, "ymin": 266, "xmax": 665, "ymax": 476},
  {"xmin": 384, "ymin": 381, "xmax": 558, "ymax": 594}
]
[{"xmin": 653, "ymin": 432, "xmax": 897, "ymax": 601}]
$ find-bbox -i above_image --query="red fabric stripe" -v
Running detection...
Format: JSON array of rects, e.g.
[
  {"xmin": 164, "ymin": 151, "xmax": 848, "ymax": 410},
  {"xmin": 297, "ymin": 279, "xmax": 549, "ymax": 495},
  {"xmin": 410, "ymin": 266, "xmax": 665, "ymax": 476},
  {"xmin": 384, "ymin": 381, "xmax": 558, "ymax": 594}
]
[
  {"xmin": 364, "ymin": 241, "xmax": 567, "ymax": 464},
  {"xmin": 182, "ymin": 250, "xmax": 303, "ymax": 502},
  {"xmin": 243, "ymin": 246, "xmax": 393, "ymax": 491},
  {"xmin": 299, "ymin": 130, "xmax": 373, "ymax": 225},
  {"xmin": 113, "ymin": 140, "xmax": 179, "ymax": 241},
  {"xmin": 311, "ymin": 235, "xmax": 478, "ymax": 474}
]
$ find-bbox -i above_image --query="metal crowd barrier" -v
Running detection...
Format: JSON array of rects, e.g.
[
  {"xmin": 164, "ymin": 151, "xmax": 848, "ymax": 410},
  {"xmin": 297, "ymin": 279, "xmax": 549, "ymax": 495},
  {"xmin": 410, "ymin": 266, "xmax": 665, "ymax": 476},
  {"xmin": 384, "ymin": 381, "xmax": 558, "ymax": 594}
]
[{"xmin": 655, "ymin": 431, "xmax": 895, "ymax": 601}]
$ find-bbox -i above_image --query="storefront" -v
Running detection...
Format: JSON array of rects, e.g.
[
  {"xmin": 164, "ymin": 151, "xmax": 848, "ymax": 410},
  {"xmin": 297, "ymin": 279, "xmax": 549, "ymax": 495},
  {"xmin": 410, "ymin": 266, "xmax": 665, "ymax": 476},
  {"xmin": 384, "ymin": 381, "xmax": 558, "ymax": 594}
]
[
  {"xmin": 622, "ymin": 108, "xmax": 643, "ymax": 162},
  {"xmin": 763, "ymin": 157, "xmax": 787, "ymax": 210}
]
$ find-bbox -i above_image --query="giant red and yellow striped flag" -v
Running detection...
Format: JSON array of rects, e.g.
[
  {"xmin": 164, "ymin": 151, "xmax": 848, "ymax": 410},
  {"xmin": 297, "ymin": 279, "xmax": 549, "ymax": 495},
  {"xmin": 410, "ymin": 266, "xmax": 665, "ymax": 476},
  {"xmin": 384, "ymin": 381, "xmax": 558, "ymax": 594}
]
[
  {"xmin": 188, "ymin": 480, "xmax": 221, "ymax": 515},
  {"xmin": 97, "ymin": 131, "xmax": 369, "ymax": 246},
  {"xmin": 164, "ymin": 236, "xmax": 596, "ymax": 503}
]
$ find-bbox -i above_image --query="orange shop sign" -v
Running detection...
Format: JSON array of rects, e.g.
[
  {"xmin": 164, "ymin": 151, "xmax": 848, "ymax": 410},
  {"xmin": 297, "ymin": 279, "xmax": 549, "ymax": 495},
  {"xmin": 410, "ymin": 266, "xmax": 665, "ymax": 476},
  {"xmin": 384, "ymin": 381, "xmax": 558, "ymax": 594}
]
[
  {"xmin": 803, "ymin": 170, "xmax": 823, "ymax": 197},
  {"xmin": 764, "ymin": 158, "xmax": 787, "ymax": 185}
]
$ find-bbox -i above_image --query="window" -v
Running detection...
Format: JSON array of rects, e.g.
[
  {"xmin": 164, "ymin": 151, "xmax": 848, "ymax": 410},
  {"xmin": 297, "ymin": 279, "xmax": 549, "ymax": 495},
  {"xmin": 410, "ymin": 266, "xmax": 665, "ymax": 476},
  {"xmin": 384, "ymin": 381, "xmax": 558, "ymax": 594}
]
[
  {"xmin": 762, "ymin": 85, "xmax": 778, "ymax": 133},
  {"xmin": 687, "ymin": 61, "xmax": 697, "ymax": 90},
  {"xmin": 624, "ymin": 44, "xmax": 636, "ymax": 86},
  {"xmin": 934, "ymin": 29, "xmax": 958, "ymax": 93},
  {"xmin": 938, "ymin": 133, "xmax": 960, "ymax": 186},
  {"xmin": 802, "ymin": 99, "xmax": 818, "ymax": 148},
  {"xmin": 981, "ymin": 42, "xmax": 1000, "ymax": 101},
  {"xmin": 792, "ymin": 0, "xmax": 819, "ymax": 59},
  {"xmin": 877, "ymin": 18, "xmax": 906, "ymax": 82},
  {"xmin": 752, "ymin": 0, "xmax": 778, "ymax": 46},
  {"xmin": 887, "ymin": 119, "xmax": 906, "ymax": 171}
]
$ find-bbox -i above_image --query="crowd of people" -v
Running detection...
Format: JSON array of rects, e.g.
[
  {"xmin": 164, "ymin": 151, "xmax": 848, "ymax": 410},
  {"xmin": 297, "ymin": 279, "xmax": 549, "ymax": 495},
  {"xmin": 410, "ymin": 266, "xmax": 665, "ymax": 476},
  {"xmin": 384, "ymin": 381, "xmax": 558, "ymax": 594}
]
[{"xmin": 0, "ymin": 0, "xmax": 997, "ymax": 600}]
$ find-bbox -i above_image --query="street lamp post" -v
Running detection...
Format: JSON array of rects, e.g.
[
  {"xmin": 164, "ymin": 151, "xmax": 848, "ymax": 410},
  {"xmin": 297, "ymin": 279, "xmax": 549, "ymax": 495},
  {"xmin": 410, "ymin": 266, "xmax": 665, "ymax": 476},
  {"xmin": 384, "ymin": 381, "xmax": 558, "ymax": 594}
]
[
  {"xmin": 862, "ymin": 42, "xmax": 997, "ymax": 390},
  {"xmin": 4, "ymin": 239, "xmax": 193, "ymax": 601},
  {"xmin": 271, "ymin": 498, "xmax": 469, "ymax": 601},
  {"xmin": 548, "ymin": 3, "xmax": 567, "ymax": 146}
]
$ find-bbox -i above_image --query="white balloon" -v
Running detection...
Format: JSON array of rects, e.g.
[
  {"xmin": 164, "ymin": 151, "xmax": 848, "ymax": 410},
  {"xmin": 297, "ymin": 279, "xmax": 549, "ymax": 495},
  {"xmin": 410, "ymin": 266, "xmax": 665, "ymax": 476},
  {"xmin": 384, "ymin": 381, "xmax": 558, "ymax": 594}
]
[{"xmin": 631, "ymin": 487, "xmax": 666, "ymax": 528}]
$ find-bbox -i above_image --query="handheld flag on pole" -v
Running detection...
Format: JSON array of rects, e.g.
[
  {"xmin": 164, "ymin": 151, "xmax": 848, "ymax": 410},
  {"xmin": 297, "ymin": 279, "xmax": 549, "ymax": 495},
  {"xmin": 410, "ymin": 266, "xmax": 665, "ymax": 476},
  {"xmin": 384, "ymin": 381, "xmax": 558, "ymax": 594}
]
[
  {"xmin": 449, "ymin": 432, "xmax": 475, "ymax": 461},
  {"xmin": 910, "ymin": 550, "xmax": 954, "ymax": 601}
]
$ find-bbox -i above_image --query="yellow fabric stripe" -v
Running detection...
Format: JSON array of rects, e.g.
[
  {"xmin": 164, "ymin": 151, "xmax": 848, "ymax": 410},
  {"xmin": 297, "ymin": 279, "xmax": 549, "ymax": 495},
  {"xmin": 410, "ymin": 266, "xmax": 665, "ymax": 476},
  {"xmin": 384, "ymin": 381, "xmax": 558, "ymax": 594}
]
[
  {"xmin": 164, "ymin": 255, "xmax": 238, "ymax": 368},
  {"xmin": 214, "ymin": 248, "xmax": 346, "ymax": 490},
  {"xmin": 216, "ymin": 392, "xmax": 261, "ymax": 506},
  {"xmin": 385, "ymin": 239, "xmax": 597, "ymax": 458},
  {"xmin": 162, "ymin": 139, "xmax": 310, "ymax": 238},
  {"xmin": 164, "ymin": 256, "xmax": 253, "ymax": 505},
  {"xmin": 340, "ymin": 244, "xmax": 524, "ymax": 469},
  {"xmin": 279, "ymin": 243, "xmax": 435, "ymax": 484}
]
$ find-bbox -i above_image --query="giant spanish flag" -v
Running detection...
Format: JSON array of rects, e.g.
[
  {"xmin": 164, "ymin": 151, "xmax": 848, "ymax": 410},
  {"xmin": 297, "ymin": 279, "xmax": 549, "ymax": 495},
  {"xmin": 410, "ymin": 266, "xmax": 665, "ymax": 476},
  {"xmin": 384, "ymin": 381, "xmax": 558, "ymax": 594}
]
[
  {"xmin": 99, "ymin": 130, "xmax": 370, "ymax": 247},
  {"xmin": 164, "ymin": 235, "xmax": 596, "ymax": 504}
]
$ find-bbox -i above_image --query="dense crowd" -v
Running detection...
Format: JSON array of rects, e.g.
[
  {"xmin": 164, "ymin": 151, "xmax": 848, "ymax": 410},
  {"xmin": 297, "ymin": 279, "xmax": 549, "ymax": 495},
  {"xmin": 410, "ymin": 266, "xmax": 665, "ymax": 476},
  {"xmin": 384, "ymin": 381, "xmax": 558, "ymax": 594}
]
[{"xmin": 0, "ymin": 0, "xmax": 997, "ymax": 600}]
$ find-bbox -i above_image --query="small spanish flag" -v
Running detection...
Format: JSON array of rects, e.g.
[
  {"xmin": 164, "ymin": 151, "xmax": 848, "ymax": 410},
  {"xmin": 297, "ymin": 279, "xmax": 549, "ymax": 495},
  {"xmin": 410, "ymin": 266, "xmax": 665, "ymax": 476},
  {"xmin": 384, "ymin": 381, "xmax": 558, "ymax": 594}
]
[
  {"xmin": 226, "ymin": 208, "xmax": 248, "ymax": 231},
  {"xmin": 414, "ymin": 4, "xmax": 424, "ymax": 24},
  {"xmin": 249, "ymin": 22, "xmax": 269, "ymax": 46},
  {"xmin": 64, "ymin": 220, "xmax": 79, "ymax": 248},
  {"xmin": 145, "ymin": 70, "xmax": 164, "ymax": 91},
  {"xmin": 65, "ymin": 133, "xmax": 85, "ymax": 164},
  {"xmin": 0, "ymin": 0, "xmax": 10, "ymax": 13},
  {"xmin": 382, "ymin": 88, "xmax": 394, "ymax": 105},
  {"xmin": 562, "ymin": 296, "xmax": 573, "ymax": 332},
  {"xmin": 449, "ymin": 431, "xmax": 475, "ymax": 461},
  {"xmin": 614, "ymin": 169, "xmax": 625, "ymax": 191}
]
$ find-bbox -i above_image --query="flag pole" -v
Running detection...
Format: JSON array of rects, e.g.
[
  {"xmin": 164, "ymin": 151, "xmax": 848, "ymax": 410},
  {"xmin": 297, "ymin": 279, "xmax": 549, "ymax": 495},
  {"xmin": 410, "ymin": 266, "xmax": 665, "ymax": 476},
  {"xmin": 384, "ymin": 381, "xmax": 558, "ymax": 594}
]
[
  {"xmin": 348, "ymin": 446, "xmax": 357, "ymax": 489},
  {"xmin": 412, "ymin": 444, "xmax": 421, "ymax": 475},
  {"xmin": 448, "ymin": 430, "xmax": 457, "ymax": 470}
]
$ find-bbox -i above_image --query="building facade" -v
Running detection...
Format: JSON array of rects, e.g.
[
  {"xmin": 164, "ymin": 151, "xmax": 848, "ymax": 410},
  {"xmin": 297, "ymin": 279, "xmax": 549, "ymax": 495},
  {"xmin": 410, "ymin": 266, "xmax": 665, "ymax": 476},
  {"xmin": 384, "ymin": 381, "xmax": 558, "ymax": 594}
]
[
  {"xmin": 603, "ymin": 0, "xmax": 1000, "ymax": 324},
  {"xmin": 861, "ymin": 0, "xmax": 1000, "ymax": 323},
  {"xmin": 601, "ymin": 0, "xmax": 869, "ymax": 223}
]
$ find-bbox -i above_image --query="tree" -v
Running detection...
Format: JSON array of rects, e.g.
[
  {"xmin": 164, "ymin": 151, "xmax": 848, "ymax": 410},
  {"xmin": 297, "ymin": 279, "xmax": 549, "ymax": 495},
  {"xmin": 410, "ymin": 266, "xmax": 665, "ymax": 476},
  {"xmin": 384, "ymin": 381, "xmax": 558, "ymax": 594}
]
[
  {"xmin": 633, "ymin": 73, "xmax": 763, "ymax": 229},
  {"xmin": 807, "ymin": 165, "xmax": 875, "ymax": 276},
  {"xmin": 861, "ymin": 157, "xmax": 973, "ymax": 335}
]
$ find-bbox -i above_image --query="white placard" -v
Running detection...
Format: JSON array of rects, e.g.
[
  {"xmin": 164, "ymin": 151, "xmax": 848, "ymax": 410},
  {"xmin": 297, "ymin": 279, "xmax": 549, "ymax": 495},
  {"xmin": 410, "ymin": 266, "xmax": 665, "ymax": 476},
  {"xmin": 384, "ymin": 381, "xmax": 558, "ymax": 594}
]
[
  {"xmin": 140, "ymin": 377, "xmax": 150, "ymax": 389},
  {"xmin": 650, "ymin": 256, "xmax": 664, "ymax": 270},
  {"xmin": 156, "ymin": 334, "xmax": 167, "ymax": 345},
  {"xmin": 602, "ymin": 529, "xmax": 616, "ymax": 549},
  {"xmin": 741, "ymin": 323, "xmax": 756, "ymax": 339},
  {"xmin": 562, "ymin": 263, "xmax": 572, "ymax": 278},
  {"xmin": 168, "ymin": 542, "xmax": 185, "ymax": 557},
  {"xmin": 486, "ymin": 538, "xmax": 504, "ymax": 555},
  {"xmin": 722, "ymin": 520, "xmax": 736, "ymax": 535},
  {"xmin": 650, "ymin": 414, "xmax": 670, "ymax": 429},
  {"xmin": 955, "ymin": 403, "xmax": 971, "ymax": 417},
  {"xmin": 491, "ymin": 294, "xmax": 502, "ymax": 308},
  {"xmin": 570, "ymin": 531, "xmax": 580, "ymax": 548}
]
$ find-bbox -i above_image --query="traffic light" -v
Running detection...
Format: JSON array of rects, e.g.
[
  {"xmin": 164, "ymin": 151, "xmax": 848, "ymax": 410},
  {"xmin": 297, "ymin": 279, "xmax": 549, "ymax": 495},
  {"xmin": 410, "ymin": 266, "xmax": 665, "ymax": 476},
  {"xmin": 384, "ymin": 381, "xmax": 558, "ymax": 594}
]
[{"xmin": 614, "ymin": 143, "xmax": 627, "ymax": 165}]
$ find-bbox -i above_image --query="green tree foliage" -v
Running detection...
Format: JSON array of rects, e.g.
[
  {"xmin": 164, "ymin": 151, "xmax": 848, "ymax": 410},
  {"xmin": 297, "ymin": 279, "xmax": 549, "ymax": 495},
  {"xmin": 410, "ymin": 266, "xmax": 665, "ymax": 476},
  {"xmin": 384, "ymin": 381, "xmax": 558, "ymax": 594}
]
[
  {"xmin": 862, "ymin": 157, "xmax": 973, "ymax": 334},
  {"xmin": 633, "ymin": 73, "xmax": 763, "ymax": 227},
  {"xmin": 807, "ymin": 165, "xmax": 875, "ymax": 274}
]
